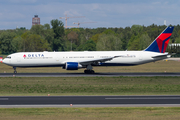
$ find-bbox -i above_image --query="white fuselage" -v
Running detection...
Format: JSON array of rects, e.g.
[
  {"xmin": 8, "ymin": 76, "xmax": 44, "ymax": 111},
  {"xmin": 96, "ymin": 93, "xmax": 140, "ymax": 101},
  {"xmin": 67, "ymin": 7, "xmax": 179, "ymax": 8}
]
[{"xmin": 2, "ymin": 51, "xmax": 167, "ymax": 68}]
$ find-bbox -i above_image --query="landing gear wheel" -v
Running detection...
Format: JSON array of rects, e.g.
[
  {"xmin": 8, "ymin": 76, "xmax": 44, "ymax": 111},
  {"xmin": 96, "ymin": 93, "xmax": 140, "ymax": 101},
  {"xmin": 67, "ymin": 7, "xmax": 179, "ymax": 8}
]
[
  {"xmin": 84, "ymin": 70, "xmax": 88, "ymax": 74},
  {"xmin": 13, "ymin": 67, "xmax": 17, "ymax": 74},
  {"xmin": 84, "ymin": 64, "xmax": 95, "ymax": 74},
  {"xmin": 84, "ymin": 70, "xmax": 95, "ymax": 74},
  {"xmin": 91, "ymin": 70, "xmax": 95, "ymax": 74}
]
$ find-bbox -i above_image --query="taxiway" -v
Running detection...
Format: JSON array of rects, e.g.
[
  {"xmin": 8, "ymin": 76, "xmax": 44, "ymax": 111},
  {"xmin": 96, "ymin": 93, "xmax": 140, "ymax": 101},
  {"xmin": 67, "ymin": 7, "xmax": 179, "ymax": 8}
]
[
  {"xmin": 0, "ymin": 72, "xmax": 180, "ymax": 77},
  {"xmin": 1, "ymin": 96, "xmax": 180, "ymax": 108}
]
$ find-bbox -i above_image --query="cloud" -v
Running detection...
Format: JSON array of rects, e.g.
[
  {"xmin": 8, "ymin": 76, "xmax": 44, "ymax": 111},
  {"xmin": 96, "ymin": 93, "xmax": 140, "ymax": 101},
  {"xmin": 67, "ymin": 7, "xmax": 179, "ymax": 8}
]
[
  {"xmin": 64, "ymin": 10, "xmax": 82, "ymax": 16},
  {"xmin": 5, "ymin": 0, "xmax": 37, "ymax": 4},
  {"xmin": 0, "ymin": 12, "xmax": 25, "ymax": 20},
  {"xmin": 91, "ymin": 4, "xmax": 100, "ymax": 11},
  {"xmin": 0, "ymin": 0, "xmax": 180, "ymax": 29}
]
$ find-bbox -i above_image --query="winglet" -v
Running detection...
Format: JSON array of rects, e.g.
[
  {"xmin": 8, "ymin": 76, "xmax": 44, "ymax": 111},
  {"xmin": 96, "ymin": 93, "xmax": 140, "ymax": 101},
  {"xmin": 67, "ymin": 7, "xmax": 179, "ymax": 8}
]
[{"xmin": 145, "ymin": 26, "xmax": 174, "ymax": 53}]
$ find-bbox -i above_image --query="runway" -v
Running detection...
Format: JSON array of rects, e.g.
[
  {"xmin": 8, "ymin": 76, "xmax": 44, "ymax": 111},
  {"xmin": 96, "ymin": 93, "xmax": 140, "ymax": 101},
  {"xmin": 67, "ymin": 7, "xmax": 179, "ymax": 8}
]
[
  {"xmin": 1, "ymin": 72, "xmax": 180, "ymax": 77},
  {"xmin": 1, "ymin": 96, "xmax": 180, "ymax": 108}
]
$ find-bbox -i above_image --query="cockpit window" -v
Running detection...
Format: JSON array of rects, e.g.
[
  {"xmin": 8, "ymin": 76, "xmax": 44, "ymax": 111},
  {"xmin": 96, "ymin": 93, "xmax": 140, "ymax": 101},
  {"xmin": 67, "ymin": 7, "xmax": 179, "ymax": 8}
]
[{"xmin": 6, "ymin": 56, "xmax": 11, "ymax": 59}]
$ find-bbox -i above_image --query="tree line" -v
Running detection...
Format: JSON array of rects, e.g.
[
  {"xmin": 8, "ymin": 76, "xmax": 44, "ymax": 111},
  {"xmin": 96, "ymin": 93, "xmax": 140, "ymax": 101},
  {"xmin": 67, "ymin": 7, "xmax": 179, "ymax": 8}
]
[{"xmin": 0, "ymin": 19, "xmax": 180, "ymax": 55}]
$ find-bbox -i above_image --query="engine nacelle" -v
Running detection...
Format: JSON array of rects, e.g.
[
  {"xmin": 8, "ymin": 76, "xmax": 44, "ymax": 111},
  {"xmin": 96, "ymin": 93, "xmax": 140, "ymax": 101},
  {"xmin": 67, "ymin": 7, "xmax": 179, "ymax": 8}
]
[{"xmin": 65, "ymin": 62, "xmax": 82, "ymax": 70}]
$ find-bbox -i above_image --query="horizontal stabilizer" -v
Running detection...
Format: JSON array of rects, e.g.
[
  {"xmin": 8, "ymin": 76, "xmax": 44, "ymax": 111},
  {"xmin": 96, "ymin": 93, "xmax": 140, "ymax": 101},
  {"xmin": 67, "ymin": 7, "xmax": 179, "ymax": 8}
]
[{"xmin": 152, "ymin": 53, "xmax": 176, "ymax": 59}]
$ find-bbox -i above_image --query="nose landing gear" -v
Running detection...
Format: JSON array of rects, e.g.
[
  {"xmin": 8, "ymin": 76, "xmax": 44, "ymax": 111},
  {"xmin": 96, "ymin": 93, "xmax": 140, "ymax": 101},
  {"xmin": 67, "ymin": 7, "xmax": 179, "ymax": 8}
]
[{"xmin": 13, "ymin": 67, "xmax": 17, "ymax": 74}]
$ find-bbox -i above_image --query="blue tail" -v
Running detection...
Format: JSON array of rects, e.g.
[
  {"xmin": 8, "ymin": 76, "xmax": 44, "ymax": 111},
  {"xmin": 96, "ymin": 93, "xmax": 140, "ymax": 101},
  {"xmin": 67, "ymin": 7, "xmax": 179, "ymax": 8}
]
[{"xmin": 145, "ymin": 26, "xmax": 174, "ymax": 53}]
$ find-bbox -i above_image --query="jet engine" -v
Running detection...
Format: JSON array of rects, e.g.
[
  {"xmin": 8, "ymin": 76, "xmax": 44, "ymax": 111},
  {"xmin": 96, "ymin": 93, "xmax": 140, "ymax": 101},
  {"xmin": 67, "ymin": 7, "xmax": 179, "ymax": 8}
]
[{"xmin": 64, "ymin": 62, "xmax": 82, "ymax": 70}]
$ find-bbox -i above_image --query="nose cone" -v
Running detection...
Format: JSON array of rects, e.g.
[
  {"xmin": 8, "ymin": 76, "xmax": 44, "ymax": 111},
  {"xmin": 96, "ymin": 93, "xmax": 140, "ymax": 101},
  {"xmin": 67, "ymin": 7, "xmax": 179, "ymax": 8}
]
[
  {"xmin": 2, "ymin": 59, "xmax": 5, "ymax": 63},
  {"xmin": 1, "ymin": 55, "xmax": 13, "ymax": 66},
  {"xmin": 2, "ymin": 59, "xmax": 8, "ymax": 64},
  {"xmin": 0, "ymin": 56, "xmax": 3, "ymax": 63}
]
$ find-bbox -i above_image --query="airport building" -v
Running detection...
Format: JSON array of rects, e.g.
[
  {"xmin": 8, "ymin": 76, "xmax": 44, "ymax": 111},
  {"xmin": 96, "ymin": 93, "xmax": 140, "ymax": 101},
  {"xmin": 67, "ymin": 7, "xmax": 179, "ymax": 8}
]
[
  {"xmin": 32, "ymin": 15, "xmax": 40, "ymax": 25},
  {"xmin": 169, "ymin": 43, "xmax": 180, "ymax": 47}
]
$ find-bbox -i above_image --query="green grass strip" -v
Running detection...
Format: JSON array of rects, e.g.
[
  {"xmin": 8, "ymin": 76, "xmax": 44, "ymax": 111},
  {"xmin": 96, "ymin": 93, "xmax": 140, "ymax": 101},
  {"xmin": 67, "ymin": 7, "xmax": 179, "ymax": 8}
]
[
  {"xmin": 0, "ymin": 76, "xmax": 180, "ymax": 96},
  {"xmin": 0, "ymin": 107, "xmax": 180, "ymax": 120}
]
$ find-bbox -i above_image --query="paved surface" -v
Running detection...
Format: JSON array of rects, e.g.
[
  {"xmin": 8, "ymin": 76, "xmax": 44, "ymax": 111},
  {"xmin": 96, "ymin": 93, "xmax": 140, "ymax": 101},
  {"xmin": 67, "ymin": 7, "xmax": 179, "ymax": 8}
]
[
  {"xmin": 1, "ymin": 104, "xmax": 180, "ymax": 108},
  {"xmin": 1, "ymin": 96, "xmax": 180, "ymax": 108},
  {"xmin": 1, "ymin": 72, "xmax": 180, "ymax": 108},
  {"xmin": 167, "ymin": 58, "xmax": 180, "ymax": 61},
  {"xmin": 1, "ymin": 72, "xmax": 180, "ymax": 77}
]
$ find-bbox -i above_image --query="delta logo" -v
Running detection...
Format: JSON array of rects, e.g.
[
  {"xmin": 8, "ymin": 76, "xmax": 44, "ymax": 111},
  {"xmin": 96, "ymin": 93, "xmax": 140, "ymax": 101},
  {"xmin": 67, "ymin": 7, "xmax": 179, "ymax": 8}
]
[
  {"xmin": 156, "ymin": 33, "xmax": 172, "ymax": 53},
  {"xmin": 23, "ymin": 54, "xmax": 26, "ymax": 58},
  {"xmin": 23, "ymin": 54, "xmax": 44, "ymax": 58}
]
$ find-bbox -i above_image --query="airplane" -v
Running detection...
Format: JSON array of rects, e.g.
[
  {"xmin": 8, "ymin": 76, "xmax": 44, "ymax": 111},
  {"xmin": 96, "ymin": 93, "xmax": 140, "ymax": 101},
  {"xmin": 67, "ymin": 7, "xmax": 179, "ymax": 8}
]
[{"xmin": 1, "ymin": 26, "xmax": 174, "ymax": 74}]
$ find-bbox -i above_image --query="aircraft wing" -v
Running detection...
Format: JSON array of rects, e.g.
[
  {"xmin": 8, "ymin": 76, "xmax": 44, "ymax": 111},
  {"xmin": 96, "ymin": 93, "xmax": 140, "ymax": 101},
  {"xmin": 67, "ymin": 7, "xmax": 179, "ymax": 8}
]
[{"xmin": 76, "ymin": 56, "xmax": 120, "ymax": 65}]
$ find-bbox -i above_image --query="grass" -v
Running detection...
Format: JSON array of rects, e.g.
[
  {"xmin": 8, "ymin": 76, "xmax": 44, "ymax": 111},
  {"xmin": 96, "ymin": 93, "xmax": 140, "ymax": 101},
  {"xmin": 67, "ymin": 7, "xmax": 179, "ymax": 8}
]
[
  {"xmin": 0, "ymin": 107, "xmax": 180, "ymax": 120},
  {"xmin": 1, "ymin": 56, "xmax": 180, "ymax": 119},
  {"xmin": 1, "ymin": 58, "xmax": 180, "ymax": 96},
  {"xmin": 1, "ymin": 59, "xmax": 180, "ymax": 73},
  {"xmin": 0, "ymin": 76, "xmax": 180, "ymax": 96}
]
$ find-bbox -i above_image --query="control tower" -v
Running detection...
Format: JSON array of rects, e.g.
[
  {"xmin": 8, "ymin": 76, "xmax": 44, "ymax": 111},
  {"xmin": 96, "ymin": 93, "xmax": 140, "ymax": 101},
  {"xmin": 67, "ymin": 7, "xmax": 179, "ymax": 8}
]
[{"xmin": 32, "ymin": 15, "xmax": 40, "ymax": 25}]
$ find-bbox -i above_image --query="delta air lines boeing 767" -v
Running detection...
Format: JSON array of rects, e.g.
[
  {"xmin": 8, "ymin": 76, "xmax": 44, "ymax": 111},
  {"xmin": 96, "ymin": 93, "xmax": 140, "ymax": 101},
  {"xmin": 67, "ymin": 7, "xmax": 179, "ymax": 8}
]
[{"xmin": 1, "ymin": 26, "xmax": 174, "ymax": 74}]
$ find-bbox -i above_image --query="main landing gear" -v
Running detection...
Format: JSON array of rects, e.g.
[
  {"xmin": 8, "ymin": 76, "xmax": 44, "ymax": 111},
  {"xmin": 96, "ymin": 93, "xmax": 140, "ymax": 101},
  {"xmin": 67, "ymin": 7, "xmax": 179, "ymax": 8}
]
[
  {"xmin": 13, "ymin": 67, "xmax": 17, "ymax": 74},
  {"xmin": 84, "ymin": 69, "xmax": 95, "ymax": 74},
  {"xmin": 84, "ymin": 64, "xmax": 95, "ymax": 74}
]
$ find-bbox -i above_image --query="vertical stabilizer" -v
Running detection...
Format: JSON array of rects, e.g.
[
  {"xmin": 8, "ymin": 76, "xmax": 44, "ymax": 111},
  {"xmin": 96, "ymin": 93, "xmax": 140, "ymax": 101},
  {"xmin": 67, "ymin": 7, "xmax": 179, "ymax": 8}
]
[{"xmin": 145, "ymin": 26, "xmax": 174, "ymax": 53}]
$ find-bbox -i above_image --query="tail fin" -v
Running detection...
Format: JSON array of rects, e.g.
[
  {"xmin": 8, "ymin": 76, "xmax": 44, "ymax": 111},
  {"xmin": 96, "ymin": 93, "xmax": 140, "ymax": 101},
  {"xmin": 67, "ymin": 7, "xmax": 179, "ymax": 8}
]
[{"xmin": 145, "ymin": 26, "xmax": 174, "ymax": 53}]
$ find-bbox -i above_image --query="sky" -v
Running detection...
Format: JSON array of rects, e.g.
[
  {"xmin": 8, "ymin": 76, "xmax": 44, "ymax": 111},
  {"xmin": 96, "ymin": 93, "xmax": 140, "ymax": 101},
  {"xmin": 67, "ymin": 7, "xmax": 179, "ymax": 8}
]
[{"xmin": 0, "ymin": 0, "xmax": 180, "ymax": 29}]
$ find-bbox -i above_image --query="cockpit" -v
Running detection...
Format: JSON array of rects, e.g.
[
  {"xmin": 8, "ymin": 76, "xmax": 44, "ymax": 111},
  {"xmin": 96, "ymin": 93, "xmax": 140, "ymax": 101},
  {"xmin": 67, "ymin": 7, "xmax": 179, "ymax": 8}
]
[{"xmin": 6, "ymin": 56, "xmax": 11, "ymax": 59}]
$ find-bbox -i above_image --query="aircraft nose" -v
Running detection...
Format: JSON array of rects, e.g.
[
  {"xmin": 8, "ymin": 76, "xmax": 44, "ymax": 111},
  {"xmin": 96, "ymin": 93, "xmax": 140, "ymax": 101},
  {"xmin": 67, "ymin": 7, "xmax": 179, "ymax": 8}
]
[
  {"xmin": 2, "ymin": 59, "xmax": 7, "ymax": 64},
  {"xmin": 1, "ymin": 59, "xmax": 4, "ymax": 63},
  {"xmin": 0, "ymin": 57, "xmax": 3, "ymax": 63}
]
